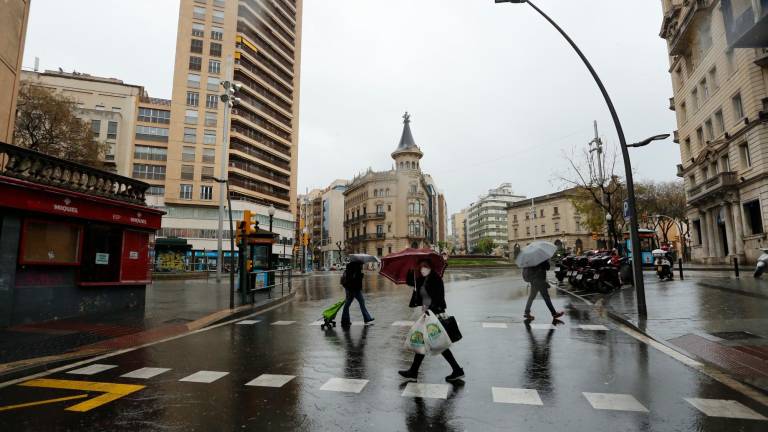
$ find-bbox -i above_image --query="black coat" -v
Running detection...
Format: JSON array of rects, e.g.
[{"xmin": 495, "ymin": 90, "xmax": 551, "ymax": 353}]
[
  {"xmin": 406, "ymin": 270, "xmax": 447, "ymax": 313},
  {"xmin": 342, "ymin": 263, "xmax": 363, "ymax": 291}
]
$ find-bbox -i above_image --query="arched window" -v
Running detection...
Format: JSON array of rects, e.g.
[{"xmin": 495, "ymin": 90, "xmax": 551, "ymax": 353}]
[
  {"xmin": 373, "ymin": 190, "xmax": 378, "ymax": 197},
  {"xmin": 409, "ymin": 221, "xmax": 415, "ymax": 235},
  {"xmin": 385, "ymin": 188, "xmax": 390, "ymax": 196},
  {"xmin": 408, "ymin": 202, "xmax": 415, "ymax": 214},
  {"xmin": 415, "ymin": 221, "xmax": 421, "ymax": 235},
  {"xmin": 399, "ymin": 162, "xmax": 404, "ymax": 169}
]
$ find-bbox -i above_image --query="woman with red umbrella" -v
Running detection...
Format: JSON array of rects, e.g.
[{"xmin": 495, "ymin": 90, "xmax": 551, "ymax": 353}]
[{"xmin": 381, "ymin": 251, "xmax": 464, "ymax": 382}]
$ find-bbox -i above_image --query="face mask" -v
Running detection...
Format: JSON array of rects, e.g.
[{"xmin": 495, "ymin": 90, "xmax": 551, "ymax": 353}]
[{"xmin": 420, "ymin": 267, "xmax": 431, "ymax": 277}]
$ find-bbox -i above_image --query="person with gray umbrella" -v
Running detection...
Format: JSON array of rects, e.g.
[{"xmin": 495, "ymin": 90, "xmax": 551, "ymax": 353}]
[{"xmin": 516, "ymin": 241, "xmax": 565, "ymax": 321}]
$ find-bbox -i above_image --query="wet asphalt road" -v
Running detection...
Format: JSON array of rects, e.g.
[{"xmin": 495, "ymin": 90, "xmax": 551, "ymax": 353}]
[{"xmin": 0, "ymin": 269, "xmax": 767, "ymax": 431}]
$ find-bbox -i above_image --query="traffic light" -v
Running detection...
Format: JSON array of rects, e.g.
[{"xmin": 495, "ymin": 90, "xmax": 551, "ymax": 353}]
[
  {"xmin": 236, "ymin": 220, "xmax": 247, "ymax": 244},
  {"xmin": 243, "ymin": 210, "xmax": 257, "ymax": 235}
]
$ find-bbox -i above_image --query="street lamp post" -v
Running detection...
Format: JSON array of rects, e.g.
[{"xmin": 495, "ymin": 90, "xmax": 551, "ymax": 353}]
[
  {"xmin": 215, "ymin": 59, "xmax": 240, "ymax": 283},
  {"xmin": 268, "ymin": 204, "xmax": 275, "ymax": 233},
  {"xmin": 212, "ymin": 177, "xmax": 236, "ymax": 309},
  {"xmin": 494, "ymin": 0, "xmax": 660, "ymax": 317}
]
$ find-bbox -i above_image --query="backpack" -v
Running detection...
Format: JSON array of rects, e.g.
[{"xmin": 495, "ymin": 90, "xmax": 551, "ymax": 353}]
[
  {"xmin": 340, "ymin": 270, "xmax": 348, "ymax": 288},
  {"xmin": 522, "ymin": 267, "xmax": 533, "ymax": 283}
]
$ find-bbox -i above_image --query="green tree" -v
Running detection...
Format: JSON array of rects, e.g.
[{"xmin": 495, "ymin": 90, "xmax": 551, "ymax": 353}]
[
  {"xmin": 14, "ymin": 84, "xmax": 104, "ymax": 168},
  {"xmin": 476, "ymin": 238, "xmax": 495, "ymax": 255}
]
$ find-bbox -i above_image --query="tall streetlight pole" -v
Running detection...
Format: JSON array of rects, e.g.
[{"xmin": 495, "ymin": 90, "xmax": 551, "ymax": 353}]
[
  {"xmin": 213, "ymin": 177, "xmax": 236, "ymax": 309},
  {"xmin": 216, "ymin": 56, "xmax": 239, "ymax": 283},
  {"xmin": 494, "ymin": 0, "xmax": 663, "ymax": 317}
]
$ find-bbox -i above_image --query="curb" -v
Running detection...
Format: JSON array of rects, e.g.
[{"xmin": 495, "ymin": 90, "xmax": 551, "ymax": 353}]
[{"xmin": 0, "ymin": 291, "xmax": 296, "ymax": 381}]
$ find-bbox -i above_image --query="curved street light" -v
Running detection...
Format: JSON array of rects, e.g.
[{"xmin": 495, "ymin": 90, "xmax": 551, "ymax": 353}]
[
  {"xmin": 627, "ymin": 134, "xmax": 672, "ymax": 148},
  {"xmin": 494, "ymin": 0, "xmax": 649, "ymax": 316}
]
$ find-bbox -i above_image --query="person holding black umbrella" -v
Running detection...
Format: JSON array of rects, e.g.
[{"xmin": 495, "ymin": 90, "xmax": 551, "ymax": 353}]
[{"xmin": 397, "ymin": 259, "xmax": 465, "ymax": 382}]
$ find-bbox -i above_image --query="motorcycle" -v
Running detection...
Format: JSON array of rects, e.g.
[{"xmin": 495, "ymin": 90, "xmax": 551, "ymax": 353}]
[
  {"xmin": 652, "ymin": 249, "xmax": 673, "ymax": 281},
  {"xmin": 754, "ymin": 248, "xmax": 768, "ymax": 278},
  {"xmin": 555, "ymin": 255, "xmax": 575, "ymax": 283}
]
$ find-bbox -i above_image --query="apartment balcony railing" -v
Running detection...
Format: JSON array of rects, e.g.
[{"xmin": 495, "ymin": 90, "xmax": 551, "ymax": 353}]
[
  {"xmin": 687, "ymin": 171, "xmax": 738, "ymax": 206},
  {"xmin": 722, "ymin": 0, "xmax": 768, "ymax": 48},
  {"xmin": 0, "ymin": 142, "xmax": 148, "ymax": 205},
  {"xmin": 343, "ymin": 212, "xmax": 386, "ymax": 226}
]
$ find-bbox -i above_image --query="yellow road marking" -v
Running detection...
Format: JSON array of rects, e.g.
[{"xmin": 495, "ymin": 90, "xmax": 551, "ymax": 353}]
[
  {"xmin": 18, "ymin": 379, "xmax": 145, "ymax": 412},
  {"xmin": 0, "ymin": 394, "xmax": 89, "ymax": 412}
]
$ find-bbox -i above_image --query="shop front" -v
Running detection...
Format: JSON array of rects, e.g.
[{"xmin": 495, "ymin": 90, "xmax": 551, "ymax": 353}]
[{"xmin": 0, "ymin": 143, "xmax": 163, "ymax": 327}]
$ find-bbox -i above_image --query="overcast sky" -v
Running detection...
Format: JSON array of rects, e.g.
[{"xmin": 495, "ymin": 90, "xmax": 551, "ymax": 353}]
[{"xmin": 23, "ymin": 0, "xmax": 679, "ymax": 217}]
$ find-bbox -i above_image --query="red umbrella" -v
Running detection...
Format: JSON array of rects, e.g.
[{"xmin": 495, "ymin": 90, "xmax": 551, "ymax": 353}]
[{"xmin": 379, "ymin": 248, "xmax": 447, "ymax": 284}]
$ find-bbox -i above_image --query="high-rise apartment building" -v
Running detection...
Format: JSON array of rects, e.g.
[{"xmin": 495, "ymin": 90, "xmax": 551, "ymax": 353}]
[
  {"xmin": 152, "ymin": 0, "xmax": 302, "ymax": 259},
  {"xmin": 0, "ymin": 0, "xmax": 31, "ymax": 142},
  {"xmin": 660, "ymin": 0, "xmax": 768, "ymax": 263},
  {"xmin": 466, "ymin": 183, "xmax": 525, "ymax": 253},
  {"xmin": 166, "ymin": 0, "xmax": 301, "ymax": 212}
]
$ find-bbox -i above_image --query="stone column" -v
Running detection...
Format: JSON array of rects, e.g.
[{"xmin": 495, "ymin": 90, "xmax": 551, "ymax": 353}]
[
  {"xmin": 732, "ymin": 203, "xmax": 745, "ymax": 255},
  {"xmin": 700, "ymin": 211, "xmax": 711, "ymax": 257},
  {"xmin": 723, "ymin": 204, "xmax": 736, "ymax": 256},
  {"xmin": 708, "ymin": 208, "xmax": 720, "ymax": 258}
]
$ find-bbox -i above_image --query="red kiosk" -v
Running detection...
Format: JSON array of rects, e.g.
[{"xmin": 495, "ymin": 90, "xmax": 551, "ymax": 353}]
[{"xmin": 0, "ymin": 143, "xmax": 163, "ymax": 327}]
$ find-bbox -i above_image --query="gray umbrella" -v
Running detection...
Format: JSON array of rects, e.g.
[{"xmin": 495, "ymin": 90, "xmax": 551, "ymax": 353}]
[
  {"xmin": 348, "ymin": 254, "xmax": 380, "ymax": 264},
  {"xmin": 515, "ymin": 241, "xmax": 557, "ymax": 268}
]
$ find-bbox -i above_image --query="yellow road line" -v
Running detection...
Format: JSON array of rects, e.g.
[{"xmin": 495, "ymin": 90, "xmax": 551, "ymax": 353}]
[
  {"xmin": 0, "ymin": 394, "xmax": 89, "ymax": 412},
  {"xmin": 19, "ymin": 379, "xmax": 145, "ymax": 412}
]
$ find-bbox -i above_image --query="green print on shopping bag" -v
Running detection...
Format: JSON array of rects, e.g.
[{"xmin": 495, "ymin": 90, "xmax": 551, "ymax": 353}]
[
  {"xmin": 410, "ymin": 330, "xmax": 425, "ymax": 347},
  {"xmin": 426, "ymin": 323, "xmax": 442, "ymax": 341}
]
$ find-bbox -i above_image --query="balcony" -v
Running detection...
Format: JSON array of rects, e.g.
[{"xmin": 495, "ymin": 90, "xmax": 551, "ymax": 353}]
[
  {"xmin": 723, "ymin": 0, "xmax": 768, "ymax": 48},
  {"xmin": 687, "ymin": 171, "xmax": 738, "ymax": 206},
  {"xmin": 668, "ymin": 0, "xmax": 715, "ymax": 56},
  {"xmin": 669, "ymin": 97, "xmax": 675, "ymax": 111},
  {"xmin": 0, "ymin": 142, "xmax": 149, "ymax": 205}
]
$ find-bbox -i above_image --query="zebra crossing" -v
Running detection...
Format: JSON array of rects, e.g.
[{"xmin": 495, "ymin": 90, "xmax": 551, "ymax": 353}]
[{"xmin": 58, "ymin": 362, "xmax": 767, "ymax": 420}]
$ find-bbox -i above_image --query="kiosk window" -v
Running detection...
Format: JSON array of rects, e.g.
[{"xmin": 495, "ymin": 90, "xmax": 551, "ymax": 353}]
[{"xmin": 20, "ymin": 220, "xmax": 82, "ymax": 265}]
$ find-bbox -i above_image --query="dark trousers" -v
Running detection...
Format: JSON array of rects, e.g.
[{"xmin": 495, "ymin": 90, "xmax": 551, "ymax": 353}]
[
  {"xmin": 524, "ymin": 283, "xmax": 557, "ymax": 316},
  {"xmin": 341, "ymin": 289, "xmax": 372, "ymax": 324},
  {"xmin": 409, "ymin": 349, "xmax": 461, "ymax": 372}
]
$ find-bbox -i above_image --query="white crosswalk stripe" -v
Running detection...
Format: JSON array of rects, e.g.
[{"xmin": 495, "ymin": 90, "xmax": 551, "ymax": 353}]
[
  {"xmin": 579, "ymin": 325, "xmax": 609, "ymax": 331},
  {"xmin": 319, "ymin": 378, "xmax": 368, "ymax": 393},
  {"xmin": 583, "ymin": 392, "xmax": 649, "ymax": 412},
  {"xmin": 529, "ymin": 324, "xmax": 557, "ymax": 330},
  {"xmin": 66, "ymin": 364, "xmax": 117, "ymax": 375},
  {"xmin": 684, "ymin": 398, "xmax": 767, "ymax": 420},
  {"xmin": 246, "ymin": 374, "xmax": 296, "ymax": 388},
  {"xmin": 121, "ymin": 367, "xmax": 171, "ymax": 379},
  {"xmin": 492, "ymin": 387, "xmax": 543, "ymax": 406},
  {"xmin": 482, "ymin": 323, "xmax": 508, "ymax": 329},
  {"xmin": 270, "ymin": 321, "xmax": 296, "ymax": 326},
  {"xmin": 235, "ymin": 320, "xmax": 261, "ymax": 325},
  {"xmin": 309, "ymin": 320, "xmax": 324, "ymax": 326},
  {"xmin": 392, "ymin": 321, "xmax": 415, "ymax": 327},
  {"xmin": 402, "ymin": 383, "xmax": 450, "ymax": 399},
  {"xmin": 179, "ymin": 371, "xmax": 229, "ymax": 383}
]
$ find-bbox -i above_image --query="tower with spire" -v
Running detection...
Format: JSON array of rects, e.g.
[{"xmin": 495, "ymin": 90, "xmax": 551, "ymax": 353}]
[{"xmin": 392, "ymin": 111, "xmax": 423, "ymax": 172}]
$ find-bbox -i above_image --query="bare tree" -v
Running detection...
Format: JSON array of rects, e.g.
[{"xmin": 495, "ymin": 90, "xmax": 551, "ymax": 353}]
[{"xmin": 14, "ymin": 84, "xmax": 104, "ymax": 168}]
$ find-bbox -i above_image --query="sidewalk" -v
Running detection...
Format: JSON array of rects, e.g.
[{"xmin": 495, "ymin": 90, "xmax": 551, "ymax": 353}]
[
  {"xmin": 602, "ymin": 274, "xmax": 768, "ymax": 392},
  {"xmin": 0, "ymin": 277, "xmax": 294, "ymax": 377}
]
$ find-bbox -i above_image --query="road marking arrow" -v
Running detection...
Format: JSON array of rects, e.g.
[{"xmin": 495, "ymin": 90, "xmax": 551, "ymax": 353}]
[
  {"xmin": 18, "ymin": 378, "xmax": 145, "ymax": 412},
  {"xmin": 0, "ymin": 394, "xmax": 89, "ymax": 412}
]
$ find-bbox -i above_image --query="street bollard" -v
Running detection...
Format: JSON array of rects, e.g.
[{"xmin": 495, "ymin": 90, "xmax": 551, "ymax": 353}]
[
  {"xmin": 678, "ymin": 258, "xmax": 684, "ymax": 280},
  {"xmin": 734, "ymin": 257, "xmax": 740, "ymax": 278}
]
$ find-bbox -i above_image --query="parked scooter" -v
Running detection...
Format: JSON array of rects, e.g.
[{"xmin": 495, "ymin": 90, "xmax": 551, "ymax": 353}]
[
  {"xmin": 652, "ymin": 249, "xmax": 674, "ymax": 281},
  {"xmin": 555, "ymin": 255, "xmax": 575, "ymax": 283},
  {"xmin": 754, "ymin": 248, "xmax": 768, "ymax": 278}
]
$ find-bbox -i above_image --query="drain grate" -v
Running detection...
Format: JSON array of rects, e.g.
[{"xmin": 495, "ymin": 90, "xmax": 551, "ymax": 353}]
[{"xmin": 710, "ymin": 331, "xmax": 762, "ymax": 341}]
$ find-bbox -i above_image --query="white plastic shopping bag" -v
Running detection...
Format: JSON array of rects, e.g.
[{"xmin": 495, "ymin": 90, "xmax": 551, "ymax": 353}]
[
  {"xmin": 404, "ymin": 314, "xmax": 428, "ymax": 355},
  {"xmin": 424, "ymin": 312, "xmax": 452, "ymax": 355}
]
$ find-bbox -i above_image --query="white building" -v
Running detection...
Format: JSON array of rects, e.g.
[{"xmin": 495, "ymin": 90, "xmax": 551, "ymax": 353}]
[{"xmin": 466, "ymin": 183, "xmax": 526, "ymax": 252}]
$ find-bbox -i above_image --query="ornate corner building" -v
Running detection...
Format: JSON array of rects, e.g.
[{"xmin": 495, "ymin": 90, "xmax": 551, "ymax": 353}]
[
  {"xmin": 343, "ymin": 113, "xmax": 447, "ymax": 256},
  {"xmin": 660, "ymin": 0, "xmax": 768, "ymax": 263}
]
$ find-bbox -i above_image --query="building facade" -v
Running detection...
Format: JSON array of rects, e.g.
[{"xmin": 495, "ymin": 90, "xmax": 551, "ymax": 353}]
[
  {"xmin": 660, "ymin": 0, "xmax": 768, "ymax": 263},
  {"xmin": 165, "ymin": 0, "xmax": 302, "ymax": 213},
  {"xmin": 20, "ymin": 70, "xmax": 144, "ymax": 175},
  {"xmin": 343, "ymin": 113, "xmax": 441, "ymax": 256},
  {"xmin": 466, "ymin": 183, "xmax": 525, "ymax": 252},
  {"xmin": 508, "ymin": 188, "xmax": 596, "ymax": 254},
  {"xmin": 319, "ymin": 180, "xmax": 348, "ymax": 267},
  {"xmin": 0, "ymin": 0, "xmax": 30, "ymax": 142},
  {"xmin": 450, "ymin": 209, "xmax": 468, "ymax": 253}
]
